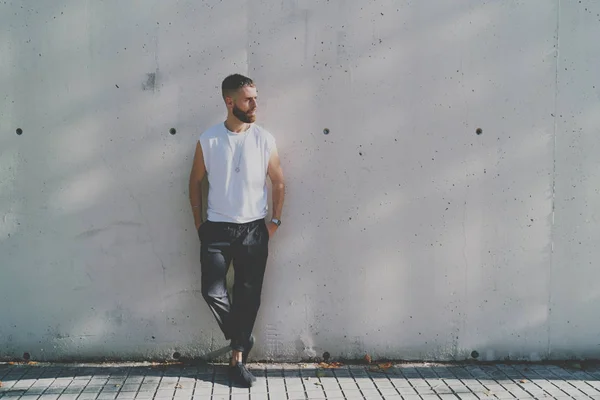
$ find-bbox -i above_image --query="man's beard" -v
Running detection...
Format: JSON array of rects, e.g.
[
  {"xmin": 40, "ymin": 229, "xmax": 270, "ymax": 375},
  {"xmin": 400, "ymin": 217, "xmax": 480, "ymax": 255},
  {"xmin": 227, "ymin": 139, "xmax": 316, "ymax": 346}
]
[{"xmin": 233, "ymin": 104, "xmax": 256, "ymax": 123}]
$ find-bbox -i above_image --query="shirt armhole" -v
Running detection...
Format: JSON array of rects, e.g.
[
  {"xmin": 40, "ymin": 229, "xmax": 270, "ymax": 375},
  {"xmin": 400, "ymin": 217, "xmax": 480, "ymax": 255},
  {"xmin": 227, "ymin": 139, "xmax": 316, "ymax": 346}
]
[
  {"xmin": 266, "ymin": 135, "xmax": 277, "ymax": 162},
  {"xmin": 199, "ymin": 137, "xmax": 209, "ymax": 173}
]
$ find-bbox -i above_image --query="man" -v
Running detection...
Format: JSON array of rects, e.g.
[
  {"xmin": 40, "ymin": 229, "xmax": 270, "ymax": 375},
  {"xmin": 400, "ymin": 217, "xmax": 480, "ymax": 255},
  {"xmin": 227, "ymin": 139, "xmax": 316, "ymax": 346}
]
[{"xmin": 188, "ymin": 74, "xmax": 285, "ymax": 387}]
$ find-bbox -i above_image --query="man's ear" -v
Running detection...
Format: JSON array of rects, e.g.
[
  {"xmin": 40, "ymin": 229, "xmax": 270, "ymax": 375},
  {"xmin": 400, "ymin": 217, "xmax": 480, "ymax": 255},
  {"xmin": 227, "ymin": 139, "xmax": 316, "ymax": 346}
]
[{"xmin": 224, "ymin": 95, "xmax": 234, "ymax": 109}]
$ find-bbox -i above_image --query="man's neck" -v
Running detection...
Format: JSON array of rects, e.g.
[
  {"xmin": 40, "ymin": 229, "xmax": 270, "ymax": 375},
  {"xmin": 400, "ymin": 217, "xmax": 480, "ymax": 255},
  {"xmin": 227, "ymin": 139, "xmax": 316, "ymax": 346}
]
[{"xmin": 224, "ymin": 117, "xmax": 251, "ymax": 134}]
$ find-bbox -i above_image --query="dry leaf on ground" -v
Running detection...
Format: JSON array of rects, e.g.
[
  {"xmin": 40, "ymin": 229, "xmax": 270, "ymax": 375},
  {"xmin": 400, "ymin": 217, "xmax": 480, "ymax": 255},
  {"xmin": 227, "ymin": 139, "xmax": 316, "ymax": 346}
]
[
  {"xmin": 520, "ymin": 379, "xmax": 527, "ymax": 383},
  {"xmin": 174, "ymin": 383, "xmax": 182, "ymax": 389},
  {"xmin": 0, "ymin": 381, "xmax": 3, "ymax": 387},
  {"xmin": 364, "ymin": 354, "xmax": 372, "ymax": 364},
  {"xmin": 318, "ymin": 362, "xmax": 344, "ymax": 369},
  {"xmin": 367, "ymin": 362, "xmax": 393, "ymax": 373}
]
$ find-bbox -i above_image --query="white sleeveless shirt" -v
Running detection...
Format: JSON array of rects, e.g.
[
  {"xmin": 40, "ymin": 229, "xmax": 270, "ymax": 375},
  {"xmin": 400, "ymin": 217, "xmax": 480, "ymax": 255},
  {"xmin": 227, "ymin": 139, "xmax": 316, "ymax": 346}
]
[{"xmin": 199, "ymin": 122, "xmax": 276, "ymax": 223}]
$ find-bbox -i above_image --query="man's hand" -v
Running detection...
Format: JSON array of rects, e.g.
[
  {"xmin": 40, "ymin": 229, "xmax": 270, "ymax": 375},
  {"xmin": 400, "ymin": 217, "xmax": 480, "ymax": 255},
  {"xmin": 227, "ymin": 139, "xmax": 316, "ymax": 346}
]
[{"xmin": 266, "ymin": 222, "xmax": 278, "ymax": 238}]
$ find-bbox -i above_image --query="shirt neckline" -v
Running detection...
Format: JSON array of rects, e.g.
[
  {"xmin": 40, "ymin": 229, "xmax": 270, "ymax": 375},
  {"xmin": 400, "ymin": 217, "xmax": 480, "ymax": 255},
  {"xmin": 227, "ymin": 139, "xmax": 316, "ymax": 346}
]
[{"xmin": 224, "ymin": 122, "xmax": 253, "ymax": 137}]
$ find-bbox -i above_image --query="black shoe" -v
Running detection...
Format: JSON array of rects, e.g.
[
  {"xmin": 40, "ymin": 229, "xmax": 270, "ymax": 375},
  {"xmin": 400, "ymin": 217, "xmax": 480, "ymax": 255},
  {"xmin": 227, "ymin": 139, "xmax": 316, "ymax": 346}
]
[
  {"xmin": 229, "ymin": 362, "xmax": 256, "ymax": 387},
  {"xmin": 242, "ymin": 334, "xmax": 255, "ymax": 364}
]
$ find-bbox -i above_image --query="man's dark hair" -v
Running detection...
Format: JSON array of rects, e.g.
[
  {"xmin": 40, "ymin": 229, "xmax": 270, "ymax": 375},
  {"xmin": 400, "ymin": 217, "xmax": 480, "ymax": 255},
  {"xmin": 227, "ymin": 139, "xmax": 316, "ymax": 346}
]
[{"xmin": 222, "ymin": 74, "xmax": 255, "ymax": 100}]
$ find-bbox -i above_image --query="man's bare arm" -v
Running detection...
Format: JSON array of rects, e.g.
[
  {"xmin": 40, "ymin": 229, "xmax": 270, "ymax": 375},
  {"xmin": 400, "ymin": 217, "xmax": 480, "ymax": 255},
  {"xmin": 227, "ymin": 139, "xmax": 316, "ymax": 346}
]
[
  {"xmin": 267, "ymin": 148, "xmax": 285, "ymax": 224},
  {"xmin": 189, "ymin": 141, "xmax": 206, "ymax": 230}
]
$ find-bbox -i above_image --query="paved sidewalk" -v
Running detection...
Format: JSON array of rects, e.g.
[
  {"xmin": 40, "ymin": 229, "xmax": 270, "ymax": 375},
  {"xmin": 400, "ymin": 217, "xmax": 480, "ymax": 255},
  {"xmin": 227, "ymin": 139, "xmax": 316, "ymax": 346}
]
[{"xmin": 1, "ymin": 361, "xmax": 600, "ymax": 400}]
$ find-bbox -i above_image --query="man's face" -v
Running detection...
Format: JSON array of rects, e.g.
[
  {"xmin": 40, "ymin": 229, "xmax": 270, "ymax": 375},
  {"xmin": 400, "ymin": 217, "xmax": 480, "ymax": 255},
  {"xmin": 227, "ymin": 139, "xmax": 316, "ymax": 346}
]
[{"xmin": 230, "ymin": 86, "xmax": 258, "ymax": 123}]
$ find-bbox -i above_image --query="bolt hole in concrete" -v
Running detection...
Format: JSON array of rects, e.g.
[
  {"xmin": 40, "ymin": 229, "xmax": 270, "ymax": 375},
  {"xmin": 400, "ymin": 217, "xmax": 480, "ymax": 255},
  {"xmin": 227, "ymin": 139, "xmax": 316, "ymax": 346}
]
[
  {"xmin": 170, "ymin": 128, "xmax": 176, "ymax": 135},
  {"xmin": 22, "ymin": 352, "xmax": 30, "ymax": 360},
  {"xmin": 172, "ymin": 352, "xmax": 181, "ymax": 359},
  {"xmin": 323, "ymin": 128, "xmax": 330, "ymax": 135},
  {"xmin": 323, "ymin": 351, "xmax": 330, "ymax": 361},
  {"xmin": 471, "ymin": 350, "xmax": 479, "ymax": 359},
  {"xmin": 476, "ymin": 127, "xmax": 483, "ymax": 135},
  {"xmin": 16, "ymin": 128, "xmax": 23, "ymax": 135}
]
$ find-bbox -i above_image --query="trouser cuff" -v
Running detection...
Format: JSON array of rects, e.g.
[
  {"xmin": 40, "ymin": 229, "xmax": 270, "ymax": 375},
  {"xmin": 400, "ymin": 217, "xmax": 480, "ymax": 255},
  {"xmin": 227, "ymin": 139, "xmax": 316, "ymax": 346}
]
[{"xmin": 230, "ymin": 340, "xmax": 245, "ymax": 353}]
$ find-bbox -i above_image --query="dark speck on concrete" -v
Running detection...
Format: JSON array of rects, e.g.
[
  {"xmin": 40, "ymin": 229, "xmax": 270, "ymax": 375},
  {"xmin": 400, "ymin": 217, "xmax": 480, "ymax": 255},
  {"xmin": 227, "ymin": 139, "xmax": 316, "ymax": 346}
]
[{"xmin": 143, "ymin": 72, "xmax": 156, "ymax": 91}]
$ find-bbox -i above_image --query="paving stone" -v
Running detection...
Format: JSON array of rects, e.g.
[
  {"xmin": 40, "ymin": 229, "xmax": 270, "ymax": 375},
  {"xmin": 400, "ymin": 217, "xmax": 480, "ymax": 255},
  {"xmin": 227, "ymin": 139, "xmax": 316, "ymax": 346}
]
[
  {"xmin": 115, "ymin": 393, "xmax": 135, "ymax": 399},
  {"xmin": 378, "ymin": 387, "xmax": 400, "ymax": 397},
  {"xmin": 248, "ymin": 394, "xmax": 268, "ymax": 400},
  {"xmin": 77, "ymin": 394, "xmax": 100, "ymax": 400},
  {"xmin": 286, "ymin": 393, "xmax": 308, "ymax": 400}
]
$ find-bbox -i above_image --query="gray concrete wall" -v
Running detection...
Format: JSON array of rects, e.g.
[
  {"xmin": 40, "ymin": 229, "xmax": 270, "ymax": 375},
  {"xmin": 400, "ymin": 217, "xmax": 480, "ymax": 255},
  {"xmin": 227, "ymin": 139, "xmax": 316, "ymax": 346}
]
[{"xmin": 1, "ymin": 0, "xmax": 598, "ymax": 362}]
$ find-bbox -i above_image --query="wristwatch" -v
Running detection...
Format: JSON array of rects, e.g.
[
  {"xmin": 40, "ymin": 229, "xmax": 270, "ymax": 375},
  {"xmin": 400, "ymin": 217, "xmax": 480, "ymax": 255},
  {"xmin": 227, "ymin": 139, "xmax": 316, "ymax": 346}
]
[{"xmin": 271, "ymin": 218, "xmax": 281, "ymax": 227}]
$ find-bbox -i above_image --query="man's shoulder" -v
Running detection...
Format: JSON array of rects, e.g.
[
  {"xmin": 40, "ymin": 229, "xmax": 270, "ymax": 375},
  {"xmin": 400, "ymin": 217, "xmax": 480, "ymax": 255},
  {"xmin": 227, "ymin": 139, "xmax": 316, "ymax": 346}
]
[
  {"xmin": 199, "ymin": 122, "xmax": 224, "ymax": 141},
  {"xmin": 252, "ymin": 124, "xmax": 276, "ymax": 142}
]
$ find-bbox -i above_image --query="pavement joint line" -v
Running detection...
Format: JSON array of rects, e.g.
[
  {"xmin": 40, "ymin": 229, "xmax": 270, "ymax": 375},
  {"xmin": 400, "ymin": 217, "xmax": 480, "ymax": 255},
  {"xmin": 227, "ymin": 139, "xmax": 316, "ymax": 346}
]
[
  {"xmin": 312, "ymin": 365, "xmax": 328, "ymax": 399},
  {"xmin": 512, "ymin": 365, "xmax": 570, "ymax": 399},
  {"xmin": 74, "ymin": 371, "xmax": 93, "ymax": 400},
  {"xmin": 204, "ymin": 364, "xmax": 214, "ymax": 399},
  {"xmin": 263, "ymin": 365, "xmax": 269, "ymax": 399},
  {"xmin": 0, "ymin": 367, "xmax": 10, "ymax": 383},
  {"xmin": 35, "ymin": 366, "xmax": 64, "ymax": 399},
  {"xmin": 348, "ymin": 364, "xmax": 375, "ymax": 399},
  {"xmin": 512, "ymin": 366, "xmax": 551, "ymax": 398},
  {"xmin": 299, "ymin": 363, "xmax": 317, "ymax": 400},
  {"xmin": 556, "ymin": 367, "xmax": 600, "ymax": 397},
  {"xmin": 328, "ymin": 366, "xmax": 348, "ymax": 398},
  {"xmin": 520, "ymin": 364, "xmax": 581, "ymax": 399},
  {"xmin": 152, "ymin": 367, "xmax": 165, "ymax": 400},
  {"xmin": 298, "ymin": 365, "xmax": 308, "ymax": 400},
  {"xmin": 286, "ymin": 366, "xmax": 306, "ymax": 399},
  {"xmin": 490, "ymin": 364, "xmax": 541, "ymax": 399},
  {"xmin": 461, "ymin": 362, "xmax": 511, "ymax": 399},
  {"xmin": 396, "ymin": 366, "xmax": 421, "ymax": 397},
  {"xmin": 417, "ymin": 368, "xmax": 456, "ymax": 397},
  {"xmin": 431, "ymin": 364, "xmax": 475, "ymax": 398},
  {"xmin": 272, "ymin": 366, "xmax": 283, "ymax": 398},
  {"xmin": 187, "ymin": 367, "xmax": 199, "ymax": 398},
  {"xmin": 527, "ymin": 364, "xmax": 591, "ymax": 398},
  {"xmin": 111, "ymin": 365, "xmax": 132, "ymax": 400},
  {"xmin": 364, "ymin": 366, "xmax": 394, "ymax": 398},
  {"xmin": 283, "ymin": 366, "xmax": 302, "ymax": 399},
  {"xmin": 4, "ymin": 366, "xmax": 31, "ymax": 390},
  {"xmin": 333, "ymin": 366, "xmax": 361, "ymax": 398},
  {"xmin": 14, "ymin": 369, "xmax": 38, "ymax": 394}
]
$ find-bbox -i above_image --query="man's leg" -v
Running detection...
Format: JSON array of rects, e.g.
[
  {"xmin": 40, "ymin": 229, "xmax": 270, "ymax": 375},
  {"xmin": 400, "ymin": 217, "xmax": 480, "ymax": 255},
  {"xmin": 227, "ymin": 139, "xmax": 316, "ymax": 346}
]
[
  {"xmin": 200, "ymin": 222, "xmax": 234, "ymax": 341},
  {"xmin": 229, "ymin": 220, "xmax": 269, "ymax": 358}
]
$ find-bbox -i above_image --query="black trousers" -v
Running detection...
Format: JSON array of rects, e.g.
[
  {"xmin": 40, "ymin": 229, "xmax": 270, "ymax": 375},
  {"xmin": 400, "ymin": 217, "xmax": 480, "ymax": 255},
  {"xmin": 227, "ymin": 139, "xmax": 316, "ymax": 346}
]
[{"xmin": 198, "ymin": 218, "xmax": 269, "ymax": 353}]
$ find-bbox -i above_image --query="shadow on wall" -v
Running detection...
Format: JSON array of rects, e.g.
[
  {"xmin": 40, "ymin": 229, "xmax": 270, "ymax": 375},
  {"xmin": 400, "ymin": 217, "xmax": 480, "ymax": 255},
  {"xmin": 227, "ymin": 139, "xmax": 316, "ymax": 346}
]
[
  {"xmin": 249, "ymin": 0, "xmax": 567, "ymax": 362},
  {"xmin": 0, "ymin": 0, "xmax": 252, "ymax": 360}
]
